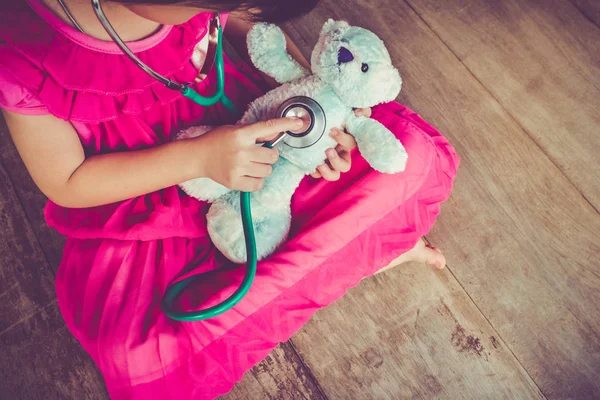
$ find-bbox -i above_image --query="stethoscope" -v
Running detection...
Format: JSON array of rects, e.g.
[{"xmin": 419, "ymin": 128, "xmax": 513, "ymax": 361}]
[
  {"xmin": 87, "ymin": 0, "xmax": 236, "ymax": 111},
  {"xmin": 83, "ymin": 0, "xmax": 326, "ymax": 321}
]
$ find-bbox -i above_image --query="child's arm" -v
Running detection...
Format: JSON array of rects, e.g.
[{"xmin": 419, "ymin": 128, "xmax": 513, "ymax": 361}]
[{"xmin": 3, "ymin": 110, "xmax": 301, "ymax": 208}]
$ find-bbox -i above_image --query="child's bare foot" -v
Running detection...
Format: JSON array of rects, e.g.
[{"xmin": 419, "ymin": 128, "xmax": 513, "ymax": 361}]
[{"xmin": 376, "ymin": 238, "xmax": 446, "ymax": 274}]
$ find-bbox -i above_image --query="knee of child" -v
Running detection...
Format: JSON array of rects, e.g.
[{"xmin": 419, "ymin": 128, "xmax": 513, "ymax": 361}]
[{"xmin": 397, "ymin": 123, "xmax": 436, "ymax": 178}]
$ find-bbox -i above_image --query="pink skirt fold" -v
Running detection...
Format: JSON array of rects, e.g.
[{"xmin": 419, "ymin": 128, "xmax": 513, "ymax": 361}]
[{"xmin": 55, "ymin": 101, "xmax": 459, "ymax": 399}]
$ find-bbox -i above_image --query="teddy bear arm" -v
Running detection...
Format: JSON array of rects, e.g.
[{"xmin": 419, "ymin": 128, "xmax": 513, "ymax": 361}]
[
  {"xmin": 247, "ymin": 23, "xmax": 310, "ymax": 84},
  {"xmin": 346, "ymin": 114, "xmax": 408, "ymax": 174}
]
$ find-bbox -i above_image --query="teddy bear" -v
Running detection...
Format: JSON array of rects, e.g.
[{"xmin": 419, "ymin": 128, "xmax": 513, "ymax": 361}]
[{"xmin": 176, "ymin": 19, "xmax": 408, "ymax": 263}]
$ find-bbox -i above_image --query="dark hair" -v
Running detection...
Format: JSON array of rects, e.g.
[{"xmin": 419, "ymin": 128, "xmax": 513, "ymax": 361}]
[{"xmin": 117, "ymin": 0, "xmax": 321, "ymax": 23}]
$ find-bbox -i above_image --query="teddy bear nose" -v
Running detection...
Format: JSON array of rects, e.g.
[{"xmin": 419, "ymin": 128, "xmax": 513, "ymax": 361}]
[{"xmin": 337, "ymin": 47, "xmax": 354, "ymax": 64}]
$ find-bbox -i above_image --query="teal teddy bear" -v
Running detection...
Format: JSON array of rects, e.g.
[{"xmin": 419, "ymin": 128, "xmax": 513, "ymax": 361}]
[{"xmin": 177, "ymin": 19, "xmax": 407, "ymax": 263}]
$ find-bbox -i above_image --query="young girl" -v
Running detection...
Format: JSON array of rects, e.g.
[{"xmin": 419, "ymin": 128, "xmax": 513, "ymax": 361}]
[{"xmin": 0, "ymin": 0, "xmax": 459, "ymax": 398}]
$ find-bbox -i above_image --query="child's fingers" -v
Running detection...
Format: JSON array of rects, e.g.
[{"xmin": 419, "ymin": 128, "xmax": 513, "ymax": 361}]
[
  {"xmin": 238, "ymin": 177, "xmax": 264, "ymax": 192},
  {"xmin": 330, "ymin": 128, "xmax": 357, "ymax": 150},
  {"xmin": 335, "ymin": 144, "xmax": 352, "ymax": 164},
  {"xmin": 245, "ymin": 163, "xmax": 273, "ymax": 178},
  {"xmin": 317, "ymin": 163, "xmax": 341, "ymax": 181},
  {"xmin": 354, "ymin": 107, "xmax": 372, "ymax": 118},
  {"xmin": 244, "ymin": 118, "xmax": 304, "ymax": 142},
  {"xmin": 311, "ymin": 170, "xmax": 322, "ymax": 179},
  {"xmin": 326, "ymin": 148, "xmax": 351, "ymax": 173},
  {"xmin": 250, "ymin": 146, "xmax": 279, "ymax": 164}
]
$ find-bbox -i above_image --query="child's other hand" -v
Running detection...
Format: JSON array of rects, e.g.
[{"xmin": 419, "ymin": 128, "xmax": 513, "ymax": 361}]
[
  {"xmin": 196, "ymin": 118, "xmax": 303, "ymax": 192},
  {"xmin": 311, "ymin": 128, "xmax": 358, "ymax": 180},
  {"xmin": 310, "ymin": 107, "xmax": 370, "ymax": 180},
  {"xmin": 353, "ymin": 107, "xmax": 372, "ymax": 118}
]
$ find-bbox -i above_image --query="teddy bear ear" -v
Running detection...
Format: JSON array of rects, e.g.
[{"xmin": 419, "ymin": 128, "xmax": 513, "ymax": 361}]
[{"xmin": 320, "ymin": 19, "xmax": 350, "ymax": 36}]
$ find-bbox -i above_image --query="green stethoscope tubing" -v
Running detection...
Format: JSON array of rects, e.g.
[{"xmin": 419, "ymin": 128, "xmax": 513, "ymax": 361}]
[
  {"xmin": 161, "ymin": 193, "xmax": 258, "ymax": 322},
  {"xmin": 161, "ymin": 25, "xmax": 260, "ymax": 322},
  {"xmin": 89, "ymin": 0, "xmax": 257, "ymax": 321},
  {"xmin": 179, "ymin": 22, "xmax": 236, "ymax": 112}
]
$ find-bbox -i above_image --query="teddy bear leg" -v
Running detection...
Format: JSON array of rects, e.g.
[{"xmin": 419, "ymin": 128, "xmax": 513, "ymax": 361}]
[
  {"xmin": 207, "ymin": 159, "xmax": 305, "ymax": 263},
  {"xmin": 207, "ymin": 195, "xmax": 246, "ymax": 263},
  {"xmin": 251, "ymin": 208, "xmax": 292, "ymax": 261},
  {"xmin": 207, "ymin": 193, "xmax": 292, "ymax": 263}
]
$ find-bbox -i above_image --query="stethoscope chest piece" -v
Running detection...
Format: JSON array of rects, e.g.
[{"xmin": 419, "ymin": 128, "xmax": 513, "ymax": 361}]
[{"xmin": 276, "ymin": 97, "xmax": 326, "ymax": 148}]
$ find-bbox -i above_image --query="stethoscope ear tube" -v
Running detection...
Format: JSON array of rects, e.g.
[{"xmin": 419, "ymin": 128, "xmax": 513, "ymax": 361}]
[
  {"xmin": 91, "ymin": 0, "xmax": 189, "ymax": 91},
  {"xmin": 91, "ymin": 0, "xmax": 235, "ymax": 110},
  {"xmin": 91, "ymin": 0, "xmax": 229, "ymax": 97}
]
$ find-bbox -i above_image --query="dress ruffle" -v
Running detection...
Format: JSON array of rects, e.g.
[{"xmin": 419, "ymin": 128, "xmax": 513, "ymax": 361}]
[
  {"xmin": 0, "ymin": 1, "xmax": 264, "ymax": 240},
  {"xmin": 0, "ymin": 2, "xmax": 216, "ymax": 122},
  {"xmin": 42, "ymin": 59, "xmax": 265, "ymax": 241}
]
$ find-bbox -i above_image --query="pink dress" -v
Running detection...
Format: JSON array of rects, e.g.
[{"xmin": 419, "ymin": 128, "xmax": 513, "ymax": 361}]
[{"xmin": 0, "ymin": 1, "xmax": 459, "ymax": 398}]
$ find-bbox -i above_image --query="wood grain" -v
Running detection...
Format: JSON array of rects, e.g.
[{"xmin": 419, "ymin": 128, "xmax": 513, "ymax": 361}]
[
  {"xmin": 405, "ymin": 0, "xmax": 600, "ymax": 210},
  {"xmin": 285, "ymin": 0, "xmax": 600, "ymax": 398},
  {"xmin": 570, "ymin": 0, "xmax": 600, "ymax": 26},
  {"xmin": 223, "ymin": 342, "xmax": 326, "ymax": 400},
  {"xmin": 0, "ymin": 121, "xmax": 64, "ymax": 271},
  {"xmin": 0, "ymin": 150, "xmax": 109, "ymax": 400},
  {"xmin": 292, "ymin": 264, "xmax": 544, "ymax": 399},
  {"xmin": 400, "ymin": 0, "xmax": 600, "ymax": 397},
  {"xmin": 2, "ymin": 0, "xmax": 599, "ymax": 397}
]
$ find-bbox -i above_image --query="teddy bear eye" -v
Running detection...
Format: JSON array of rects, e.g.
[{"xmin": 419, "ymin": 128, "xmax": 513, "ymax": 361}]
[
  {"xmin": 361, "ymin": 63, "xmax": 369, "ymax": 73},
  {"xmin": 337, "ymin": 47, "xmax": 354, "ymax": 64}
]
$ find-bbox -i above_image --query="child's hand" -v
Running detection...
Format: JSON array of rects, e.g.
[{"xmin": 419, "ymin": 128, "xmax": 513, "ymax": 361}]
[
  {"xmin": 196, "ymin": 118, "xmax": 304, "ymax": 192},
  {"xmin": 310, "ymin": 108, "xmax": 370, "ymax": 181}
]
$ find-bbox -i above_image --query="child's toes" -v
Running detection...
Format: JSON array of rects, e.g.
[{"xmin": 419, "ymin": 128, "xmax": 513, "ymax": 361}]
[{"xmin": 425, "ymin": 247, "xmax": 446, "ymax": 269}]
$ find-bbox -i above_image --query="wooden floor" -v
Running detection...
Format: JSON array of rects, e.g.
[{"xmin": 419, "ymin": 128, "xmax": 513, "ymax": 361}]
[{"xmin": 1, "ymin": 0, "xmax": 599, "ymax": 398}]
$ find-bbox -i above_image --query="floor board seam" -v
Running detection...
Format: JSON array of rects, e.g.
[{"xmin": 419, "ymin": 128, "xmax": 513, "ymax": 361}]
[
  {"xmin": 401, "ymin": 0, "xmax": 600, "ymax": 217},
  {"xmin": 397, "ymin": 0, "xmax": 558, "ymax": 386},
  {"xmin": 286, "ymin": 340, "xmax": 330, "ymax": 400},
  {"xmin": 568, "ymin": 0, "xmax": 600, "ymax": 29},
  {"xmin": 446, "ymin": 263, "xmax": 548, "ymax": 399},
  {"xmin": 422, "ymin": 233, "xmax": 548, "ymax": 398}
]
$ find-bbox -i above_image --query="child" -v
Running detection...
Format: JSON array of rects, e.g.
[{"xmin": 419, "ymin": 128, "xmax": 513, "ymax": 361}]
[{"xmin": 0, "ymin": 0, "xmax": 459, "ymax": 398}]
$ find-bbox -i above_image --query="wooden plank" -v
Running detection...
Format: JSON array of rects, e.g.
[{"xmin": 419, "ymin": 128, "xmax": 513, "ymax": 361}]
[
  {"xmin": 0, "ymin": 121, "xmax": 64, "ymax": 271},
  {"xmin": 292, "ymin": 264, "xmax": 545, "ymax": 399},
  {"xmin": 0, "ymin": 151, "xmax": 109, "ymax": 399},
  {"xmin": 401, "ymin": 0, "xmax": 600, "ymax": 396},
  {"xmin": 285, "ymin": 0, "xmax": 600, "ymax": 398},
  {"xmin": 223, "ymin": 343, "xmax": 327, "ymax": 400},
  {"xmin": 570, "ymin": 0, "xmax": 600, "ymax": 27},
  {"xmin": 3, "ymin": 1, "xmax": 598, "ymax": 397},
  {"xmin": 405, "ymin": 0, "xmax": 600, "ymax": 210}
]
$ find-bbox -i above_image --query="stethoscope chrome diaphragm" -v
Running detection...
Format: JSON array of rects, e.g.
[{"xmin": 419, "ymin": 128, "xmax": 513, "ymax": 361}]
[{"xmin": 276, "ymin": 97, "xmax": 326, "ymax": 148}]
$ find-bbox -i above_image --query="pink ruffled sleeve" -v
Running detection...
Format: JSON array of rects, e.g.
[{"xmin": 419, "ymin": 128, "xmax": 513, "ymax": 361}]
[{"xmin": 0, "ymin": 68, "xmax": 48, "ymax": 115}]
